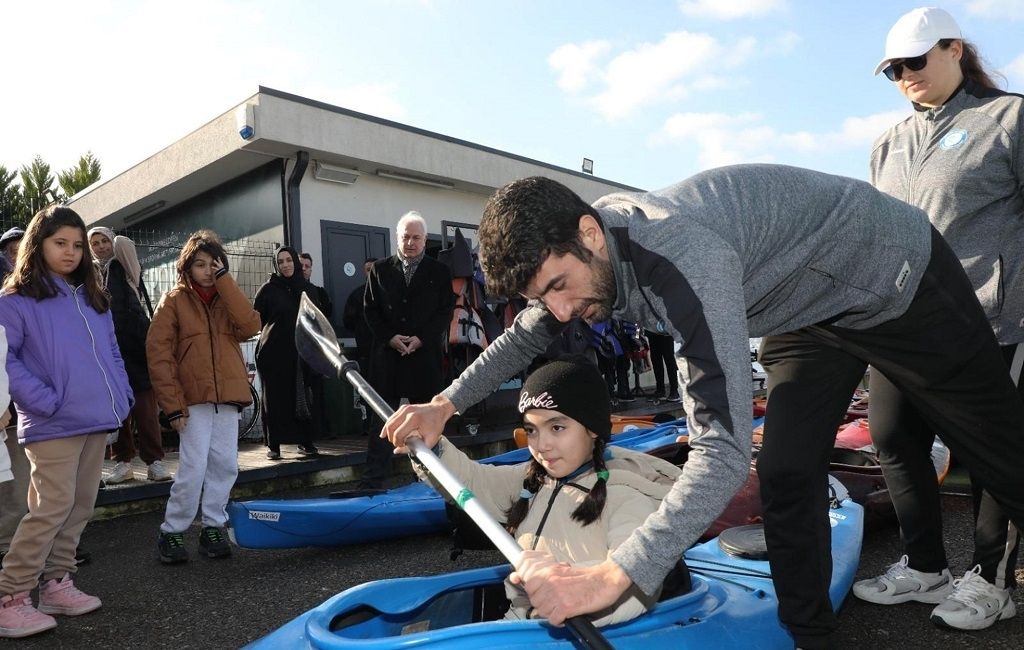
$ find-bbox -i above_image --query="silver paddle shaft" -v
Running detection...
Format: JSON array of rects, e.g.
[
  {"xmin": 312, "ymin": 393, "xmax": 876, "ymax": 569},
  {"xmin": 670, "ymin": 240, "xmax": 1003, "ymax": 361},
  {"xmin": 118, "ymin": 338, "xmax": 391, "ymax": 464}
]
[{"xmin": 342, "ymin": 366, "xmax": 525, "ymax": 565}]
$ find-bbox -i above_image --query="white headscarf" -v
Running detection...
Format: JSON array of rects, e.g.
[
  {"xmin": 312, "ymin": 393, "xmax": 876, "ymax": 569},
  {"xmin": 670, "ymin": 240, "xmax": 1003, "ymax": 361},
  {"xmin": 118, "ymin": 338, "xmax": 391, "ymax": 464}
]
[
  {"xmin": 112, "ymin": 236, "xmax": 144, "ymax": 300},
  {"xmin": 88, "ymin": 226, "xmax": 117, "ymax": 281}
]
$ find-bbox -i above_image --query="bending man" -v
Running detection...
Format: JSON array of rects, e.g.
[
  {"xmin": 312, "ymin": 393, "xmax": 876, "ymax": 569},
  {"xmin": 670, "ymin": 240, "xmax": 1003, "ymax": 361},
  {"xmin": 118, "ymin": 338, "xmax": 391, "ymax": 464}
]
[{"xmin": 382, "ymin": 165, "xmax": 1024, "ymax": 649}]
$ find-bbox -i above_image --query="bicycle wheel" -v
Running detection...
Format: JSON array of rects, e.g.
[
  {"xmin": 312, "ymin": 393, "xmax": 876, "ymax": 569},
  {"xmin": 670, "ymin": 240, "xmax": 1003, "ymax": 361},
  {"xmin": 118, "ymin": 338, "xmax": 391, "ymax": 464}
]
[{"xmin": 238, "ymin": 383, "xmax": 261, "ymax": 440}]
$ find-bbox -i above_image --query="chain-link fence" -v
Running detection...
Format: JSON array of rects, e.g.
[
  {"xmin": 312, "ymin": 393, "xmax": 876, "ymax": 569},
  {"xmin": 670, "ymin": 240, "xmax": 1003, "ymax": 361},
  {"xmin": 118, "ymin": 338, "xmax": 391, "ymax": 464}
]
[
  {"xmin": 0, "ymin": 213, "xmax": 279, "ymax": 305},
  {"xmin": 124, "ymin": 229, "xmax": 279, "ymax": 306}
]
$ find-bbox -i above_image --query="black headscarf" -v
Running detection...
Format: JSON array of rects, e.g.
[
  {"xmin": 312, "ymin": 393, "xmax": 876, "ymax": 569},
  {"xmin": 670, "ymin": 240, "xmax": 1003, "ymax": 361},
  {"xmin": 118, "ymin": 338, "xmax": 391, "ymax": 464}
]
[{"xmin": 272, "ymin": 246, "xmax": 309, "ymax": 292}]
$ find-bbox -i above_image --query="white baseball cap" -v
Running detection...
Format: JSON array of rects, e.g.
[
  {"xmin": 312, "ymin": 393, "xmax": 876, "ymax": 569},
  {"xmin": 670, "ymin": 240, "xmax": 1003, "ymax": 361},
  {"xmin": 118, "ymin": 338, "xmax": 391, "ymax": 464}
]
[{"xmin": 873, "ymin": 7, "xmax": 961, "ymax": 76}]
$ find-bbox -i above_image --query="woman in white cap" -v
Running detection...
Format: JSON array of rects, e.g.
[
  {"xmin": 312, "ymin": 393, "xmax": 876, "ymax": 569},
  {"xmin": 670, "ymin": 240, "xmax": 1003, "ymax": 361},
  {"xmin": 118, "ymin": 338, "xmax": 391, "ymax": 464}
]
[{"xmin": 854, "ymin": 6, "xmax": 1023, "ymax": 631}]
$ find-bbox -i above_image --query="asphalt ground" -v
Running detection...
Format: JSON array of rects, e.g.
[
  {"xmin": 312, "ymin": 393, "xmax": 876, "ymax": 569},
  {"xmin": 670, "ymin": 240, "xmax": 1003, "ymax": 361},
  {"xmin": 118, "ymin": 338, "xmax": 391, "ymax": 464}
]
[{"xmin": 10, "ymin": 481, "xmax": 1023, "ymax": 649}]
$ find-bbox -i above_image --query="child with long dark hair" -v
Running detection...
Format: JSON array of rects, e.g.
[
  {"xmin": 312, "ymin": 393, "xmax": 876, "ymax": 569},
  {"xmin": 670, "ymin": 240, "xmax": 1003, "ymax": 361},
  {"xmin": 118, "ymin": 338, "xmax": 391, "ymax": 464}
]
[
  {"xmin": 411, "ymin": 357, "xmax": 681, "ymax": 626},
  {"xmin": 147, "ymin": 230, "xmax": 261, "ymax": 564},
  {"xmin": 0, "ymin": 206, "xmax": 133, "ymax": 638}
]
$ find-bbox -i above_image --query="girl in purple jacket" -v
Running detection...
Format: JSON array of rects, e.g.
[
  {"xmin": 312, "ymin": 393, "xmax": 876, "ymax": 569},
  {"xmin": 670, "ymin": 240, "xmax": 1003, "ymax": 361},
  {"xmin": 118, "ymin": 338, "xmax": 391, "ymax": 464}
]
[{"xmin": 0, "ymin": 206, "xmax": 132, "ymax": 639}]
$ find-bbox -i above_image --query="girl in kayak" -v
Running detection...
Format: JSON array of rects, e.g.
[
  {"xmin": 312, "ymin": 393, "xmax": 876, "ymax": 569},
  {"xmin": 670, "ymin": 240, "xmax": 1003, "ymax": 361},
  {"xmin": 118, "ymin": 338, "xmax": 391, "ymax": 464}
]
[{"xmin": 412, "ymin": 356, "xmax": 683, "ymax": 626}]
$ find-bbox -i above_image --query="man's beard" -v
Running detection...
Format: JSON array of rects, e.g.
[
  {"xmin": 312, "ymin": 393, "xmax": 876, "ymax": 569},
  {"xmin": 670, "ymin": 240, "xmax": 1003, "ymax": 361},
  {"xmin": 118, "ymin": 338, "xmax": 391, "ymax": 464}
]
[{"xmin": 578, "ymin": 256, "xmax": 617, "ymax": 324}]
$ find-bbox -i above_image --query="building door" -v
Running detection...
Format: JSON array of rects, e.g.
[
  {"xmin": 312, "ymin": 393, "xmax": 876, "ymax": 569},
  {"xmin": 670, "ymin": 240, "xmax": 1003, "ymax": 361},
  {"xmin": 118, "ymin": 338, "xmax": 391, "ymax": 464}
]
[{"xmin": 320, "ymin": 221, "xmax": 390, "ymax": 339}]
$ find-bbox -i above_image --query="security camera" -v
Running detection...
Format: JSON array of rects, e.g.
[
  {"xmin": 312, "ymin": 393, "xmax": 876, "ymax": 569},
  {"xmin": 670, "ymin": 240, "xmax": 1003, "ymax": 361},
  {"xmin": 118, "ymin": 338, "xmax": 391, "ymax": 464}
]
[{"xmin": 236, "ymin": 103, "xmax": 256, "ymax": 140}]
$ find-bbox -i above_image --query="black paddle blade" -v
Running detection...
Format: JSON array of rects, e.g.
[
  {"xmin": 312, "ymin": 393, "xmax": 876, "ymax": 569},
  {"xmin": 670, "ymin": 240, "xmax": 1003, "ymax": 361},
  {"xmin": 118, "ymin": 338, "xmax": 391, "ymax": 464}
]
[{"xmin": 296, "ymin": 292, "xmax": 344, "ymax": 379}]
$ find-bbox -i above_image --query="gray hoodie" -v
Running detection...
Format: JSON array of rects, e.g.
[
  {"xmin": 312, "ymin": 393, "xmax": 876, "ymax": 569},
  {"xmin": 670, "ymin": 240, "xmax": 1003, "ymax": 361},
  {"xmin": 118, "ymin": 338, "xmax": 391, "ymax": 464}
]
[
  {"xmin": 871, "ymin": 80, "xmax": 1024, "ymax": 344},
  {"xmin": 443, "ymin": 163, "xmax": 932, "ymax": 595}
]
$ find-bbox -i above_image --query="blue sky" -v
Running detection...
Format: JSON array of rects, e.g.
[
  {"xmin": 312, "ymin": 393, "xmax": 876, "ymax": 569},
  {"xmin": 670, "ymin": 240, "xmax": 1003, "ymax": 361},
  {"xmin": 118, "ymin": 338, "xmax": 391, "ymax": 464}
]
[{"xmin": 3, "ymin": 0, "xmax": 1022, "ymax": 192}]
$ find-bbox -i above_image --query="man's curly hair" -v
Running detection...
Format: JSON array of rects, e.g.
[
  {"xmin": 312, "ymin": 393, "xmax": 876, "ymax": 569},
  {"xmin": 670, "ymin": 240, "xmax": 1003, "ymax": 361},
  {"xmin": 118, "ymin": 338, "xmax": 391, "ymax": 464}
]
[{"xmin": 478, "ymin": 177, "xmax": 603, "ymax": 298}]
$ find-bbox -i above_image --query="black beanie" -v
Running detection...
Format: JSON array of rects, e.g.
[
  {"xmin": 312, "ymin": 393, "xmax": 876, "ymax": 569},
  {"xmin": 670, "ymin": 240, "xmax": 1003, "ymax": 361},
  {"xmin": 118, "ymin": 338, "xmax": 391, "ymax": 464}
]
[{"xmin": 518, "ymin": 357, "xmax": 611, "ymax": 441}]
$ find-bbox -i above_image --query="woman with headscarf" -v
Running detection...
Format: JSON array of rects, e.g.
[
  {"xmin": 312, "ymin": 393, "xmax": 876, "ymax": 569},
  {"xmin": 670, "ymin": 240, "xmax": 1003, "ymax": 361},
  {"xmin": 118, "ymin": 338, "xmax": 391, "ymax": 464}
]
[
  {"xmin": 88, "ymin": 227, "xmax": 171, "ymax": 483},
  {"xmin": 253, "ymin": 246, "xmax": 319, "ymax": 459}
]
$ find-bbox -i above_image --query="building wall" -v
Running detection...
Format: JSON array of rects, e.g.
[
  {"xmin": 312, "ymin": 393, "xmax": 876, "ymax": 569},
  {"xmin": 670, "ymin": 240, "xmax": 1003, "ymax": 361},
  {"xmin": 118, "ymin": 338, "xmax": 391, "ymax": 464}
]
[
  {"xmin": 132, "ymin": 161, "xmax": 285, "ymax": 302},
  {"xmin": 296, "ymin": 163, "xmax": 489, "ymax": 286}
]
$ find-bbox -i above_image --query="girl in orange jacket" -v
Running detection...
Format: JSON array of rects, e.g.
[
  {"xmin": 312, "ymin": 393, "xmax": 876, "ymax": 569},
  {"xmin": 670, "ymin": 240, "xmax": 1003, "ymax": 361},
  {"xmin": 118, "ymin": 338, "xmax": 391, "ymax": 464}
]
[{"xmin": 145, "ymin": 230, "xmax": 261, "ymax": 564}]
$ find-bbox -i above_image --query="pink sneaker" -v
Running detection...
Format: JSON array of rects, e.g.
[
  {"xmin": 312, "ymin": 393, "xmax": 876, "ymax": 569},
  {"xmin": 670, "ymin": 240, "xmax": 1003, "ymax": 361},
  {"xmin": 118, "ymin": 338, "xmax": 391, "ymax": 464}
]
[
  {"xmin": 38, "ymin": 574, "xmax": 102, "ymax": 616},
  {"xmin": 0, "ymin": 591, "xmax": 57, "ymax": 638}
]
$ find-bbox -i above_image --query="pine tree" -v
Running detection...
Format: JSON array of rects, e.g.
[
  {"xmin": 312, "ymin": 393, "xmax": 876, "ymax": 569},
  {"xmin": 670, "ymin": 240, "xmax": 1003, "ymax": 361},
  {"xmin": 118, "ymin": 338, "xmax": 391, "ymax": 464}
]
[
  {"xmin": 0, "ymin": 166, "xmax": 28, "ymax": 227},
  {"xmin": 19, "ymin": 155, "xmax": 57, "ymax": 215},
  {"xmin": 58, "ymin": 152, "xmax": 102, "ymax": 197}
]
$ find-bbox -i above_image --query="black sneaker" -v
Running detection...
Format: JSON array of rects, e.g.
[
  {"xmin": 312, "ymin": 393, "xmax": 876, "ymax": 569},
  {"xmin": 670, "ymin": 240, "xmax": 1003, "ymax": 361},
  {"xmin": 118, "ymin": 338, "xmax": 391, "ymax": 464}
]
[
  {"xmin": 199, "ymin": 527, "xmax": 231, "ymax": 559},
  {"xmin": 75, "ymin": 549, "xmax": 92, "ymax": 566},
  {"xmin": 616, "ymin": 394, "xmax": 637, "ymax": 403},
  {"xmin": 158, "ymin": 532, "xmax": 188, "ymax": 564},
  {"xmin": 266, "ymin": 447, "xmax": 281, "ymax": 460},
  {"xmin": 666, "ymin": 391, "xmax": 682, "ymax": 402},
  {"xmin": 297, "ymin": 444, "xmax": 320, "ymax": 458}
]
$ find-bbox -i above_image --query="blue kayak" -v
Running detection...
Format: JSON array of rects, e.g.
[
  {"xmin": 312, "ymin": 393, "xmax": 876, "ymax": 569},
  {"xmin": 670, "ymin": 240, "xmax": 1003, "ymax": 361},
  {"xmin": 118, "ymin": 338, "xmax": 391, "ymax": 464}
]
[
  {"xmin": 243, "ymin": 491, "xmax": 862, "ymax": 649},
  {"xmin": 227, "ymin": 418, "xmax": 714, "ymax": 550}
]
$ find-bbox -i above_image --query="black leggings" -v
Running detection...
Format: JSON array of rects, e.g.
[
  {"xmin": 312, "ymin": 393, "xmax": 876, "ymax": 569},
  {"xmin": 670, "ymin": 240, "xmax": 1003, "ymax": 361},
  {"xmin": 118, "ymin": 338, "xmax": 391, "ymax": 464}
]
[
  {"xmin": 870, "ymin": 344, "xmax": 1022, "ymax": 588},
  {"xmin": 756, "ymin": 229, "xmax": 1024, "ymax": 649}
]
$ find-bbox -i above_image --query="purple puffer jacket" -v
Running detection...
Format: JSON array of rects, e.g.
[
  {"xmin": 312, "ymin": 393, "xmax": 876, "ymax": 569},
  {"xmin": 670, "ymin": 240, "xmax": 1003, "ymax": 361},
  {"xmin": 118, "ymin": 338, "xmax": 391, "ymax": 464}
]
[{"xmin": 0, "ymin": 276, "xmax": 133, "ymax": 444}]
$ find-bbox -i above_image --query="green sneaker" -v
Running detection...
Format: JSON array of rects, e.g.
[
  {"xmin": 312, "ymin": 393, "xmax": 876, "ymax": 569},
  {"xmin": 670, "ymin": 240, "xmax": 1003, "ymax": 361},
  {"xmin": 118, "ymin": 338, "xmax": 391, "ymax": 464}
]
[
  {"xmin": 157, "ymin": 532, "xmax": 188, "ymax": 565},
  {"xmin": 199, "ymin": 527, "xmax": 231, "ymax": 559}
]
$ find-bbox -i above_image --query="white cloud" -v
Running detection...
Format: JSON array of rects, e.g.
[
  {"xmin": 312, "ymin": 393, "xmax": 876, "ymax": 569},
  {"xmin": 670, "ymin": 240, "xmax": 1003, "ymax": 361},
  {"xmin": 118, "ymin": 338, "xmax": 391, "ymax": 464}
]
[
  {"xmin": 548, "ymin": 40, "xmax": 611, "ymax": 93},
  {"xmin": 568, "ymin": 31, "xmax": 753, "ymax": 120},
  {"xmin": 1004, "ymin": 53, "xmax": 1024, "ymax": 86},
  {"xmin": 678, "ymin": 0, "xmax": 787, "ymax": 20},
  {"xmin": 652, "ymin": 109, "xmax": 910, "ymax": 170},
  {"xmin": 770, "ymin": 31, "xmax": 801, "ymax": 54},
  {"xmin": 830, "ymin": 111, "xmax": 912, "ymax": 147},
  {"xmin": 962, "ymin": 0, "xmax": 1024, "ymax": 20}
]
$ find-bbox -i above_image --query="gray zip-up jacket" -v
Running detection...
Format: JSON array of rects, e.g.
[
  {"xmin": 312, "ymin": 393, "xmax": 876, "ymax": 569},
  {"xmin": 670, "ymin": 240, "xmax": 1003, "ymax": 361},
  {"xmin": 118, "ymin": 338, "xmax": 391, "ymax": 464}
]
[
  {"xmin": 871, "ymin": 80, "xmax": 1024, "ymax": 344},
  {"xmin": 442, "ymin": 163, "xmax": 932, "ymax": 595}
]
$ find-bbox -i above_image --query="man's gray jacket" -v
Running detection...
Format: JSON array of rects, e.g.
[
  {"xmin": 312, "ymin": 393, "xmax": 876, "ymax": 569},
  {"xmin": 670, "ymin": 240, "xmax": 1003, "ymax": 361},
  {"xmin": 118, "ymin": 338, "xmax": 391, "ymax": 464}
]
[{"xmin": 442, "ymin": 163, "xmax": 932, "ymax": 595}]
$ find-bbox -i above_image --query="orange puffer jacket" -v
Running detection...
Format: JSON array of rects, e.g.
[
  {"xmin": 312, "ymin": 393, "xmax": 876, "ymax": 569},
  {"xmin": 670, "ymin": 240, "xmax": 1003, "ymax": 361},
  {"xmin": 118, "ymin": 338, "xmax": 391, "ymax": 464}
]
[{"xmin": 146, "ymin": 272, "xmax": 261, "ymax": 419}]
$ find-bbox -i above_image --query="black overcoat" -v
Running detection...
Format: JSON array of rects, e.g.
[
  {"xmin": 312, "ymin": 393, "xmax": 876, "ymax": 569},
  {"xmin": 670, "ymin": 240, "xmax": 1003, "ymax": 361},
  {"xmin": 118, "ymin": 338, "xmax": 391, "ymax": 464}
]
[
  {"xmin": 107, "ymin": 260, "xmax": 152, "ymax": 392},
  {"xmin": 363, "ymin": 255, "xmax": 454, "ymax": 405}
]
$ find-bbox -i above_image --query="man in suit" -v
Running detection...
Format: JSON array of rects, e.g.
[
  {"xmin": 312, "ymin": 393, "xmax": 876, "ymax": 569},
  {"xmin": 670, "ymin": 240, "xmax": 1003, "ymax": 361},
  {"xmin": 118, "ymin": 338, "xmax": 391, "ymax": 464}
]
[
  {"xmin": 299, "ymin": 253, "xmax": 334, "ymax": 321},
  {"xmin": 299, "ymin": 252, "xmax": 334, "ymax": 439},
  {"xmin": 361, "ymin": 212, "xmax": 454, "ymax": 488}
]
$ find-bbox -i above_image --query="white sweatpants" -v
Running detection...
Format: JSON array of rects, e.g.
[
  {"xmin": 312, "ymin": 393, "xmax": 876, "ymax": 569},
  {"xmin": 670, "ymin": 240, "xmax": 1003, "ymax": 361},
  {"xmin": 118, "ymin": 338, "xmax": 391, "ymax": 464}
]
[{"xmin": 160, "ymin": 403, "xmax": 239, "ymax": 533}]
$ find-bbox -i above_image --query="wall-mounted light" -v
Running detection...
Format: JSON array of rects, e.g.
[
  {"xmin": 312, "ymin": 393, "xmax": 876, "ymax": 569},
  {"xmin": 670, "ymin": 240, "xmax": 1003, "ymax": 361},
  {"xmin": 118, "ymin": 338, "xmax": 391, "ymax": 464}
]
[
  {"xmin": 375, "ymin": 169, "xmax": 454, "ymax": 190},
  {"xmin": 124, "ymin": 200, "xmax": 167, "ymax": 225},
  {"xmin": 582, "ymin": 158, "xmax": 594, "ymax": 174},
  {"xmin": 314, "ymin": 162, "xmax": 360, "ymax": 185}
]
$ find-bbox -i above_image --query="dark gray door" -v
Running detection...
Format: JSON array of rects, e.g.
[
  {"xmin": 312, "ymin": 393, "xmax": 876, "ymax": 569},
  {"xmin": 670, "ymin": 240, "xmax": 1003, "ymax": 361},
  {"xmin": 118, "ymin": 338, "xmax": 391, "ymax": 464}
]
[{"xmin": 320, "ymin": 221, "xmax": 390, "ymax": 336}]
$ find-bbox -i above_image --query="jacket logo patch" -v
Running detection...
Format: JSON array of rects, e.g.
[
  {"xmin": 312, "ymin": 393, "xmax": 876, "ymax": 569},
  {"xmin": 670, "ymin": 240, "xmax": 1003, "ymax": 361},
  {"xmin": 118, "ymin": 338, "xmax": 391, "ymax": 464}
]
[
  {"xmin": 939, "ymin": 129, "xmax": 967, "ymax": 150},
  {"xmin": 895, "ymin": 261, "xmax": 911, "ymax": 293}
]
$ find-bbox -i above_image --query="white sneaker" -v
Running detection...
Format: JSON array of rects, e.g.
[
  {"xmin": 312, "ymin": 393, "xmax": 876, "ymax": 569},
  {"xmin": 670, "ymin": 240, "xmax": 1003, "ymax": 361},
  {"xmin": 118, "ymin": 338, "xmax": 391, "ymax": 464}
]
[
  {"xmin": 146, "ymin": 460, "xmax": 173, "ymax": 482},
  {"xmin": 930, "ymin": 565, "xmax": 1017, "ymax": 630},
  {"xmin": 852, "ymin": 555, "xmax": 954, "ymax": 605},
  {"xmin": 104, "ymin": 461, "xmax": 135, "ymax": 484}
]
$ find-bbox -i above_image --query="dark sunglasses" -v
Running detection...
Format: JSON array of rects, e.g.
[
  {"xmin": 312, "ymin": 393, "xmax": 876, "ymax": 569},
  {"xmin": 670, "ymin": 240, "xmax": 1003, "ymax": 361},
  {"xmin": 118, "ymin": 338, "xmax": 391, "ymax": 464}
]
[{"xmin": 883, "ymin": 54, "xmax": 928, "ymax": 82}]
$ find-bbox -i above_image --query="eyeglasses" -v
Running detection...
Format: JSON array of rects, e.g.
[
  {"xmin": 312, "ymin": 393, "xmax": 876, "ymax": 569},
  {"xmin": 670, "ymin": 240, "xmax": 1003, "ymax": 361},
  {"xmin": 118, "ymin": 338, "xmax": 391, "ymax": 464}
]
[{"xmin": 883, "ymin": 53, "xmax": 929, "ymax": 82}]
